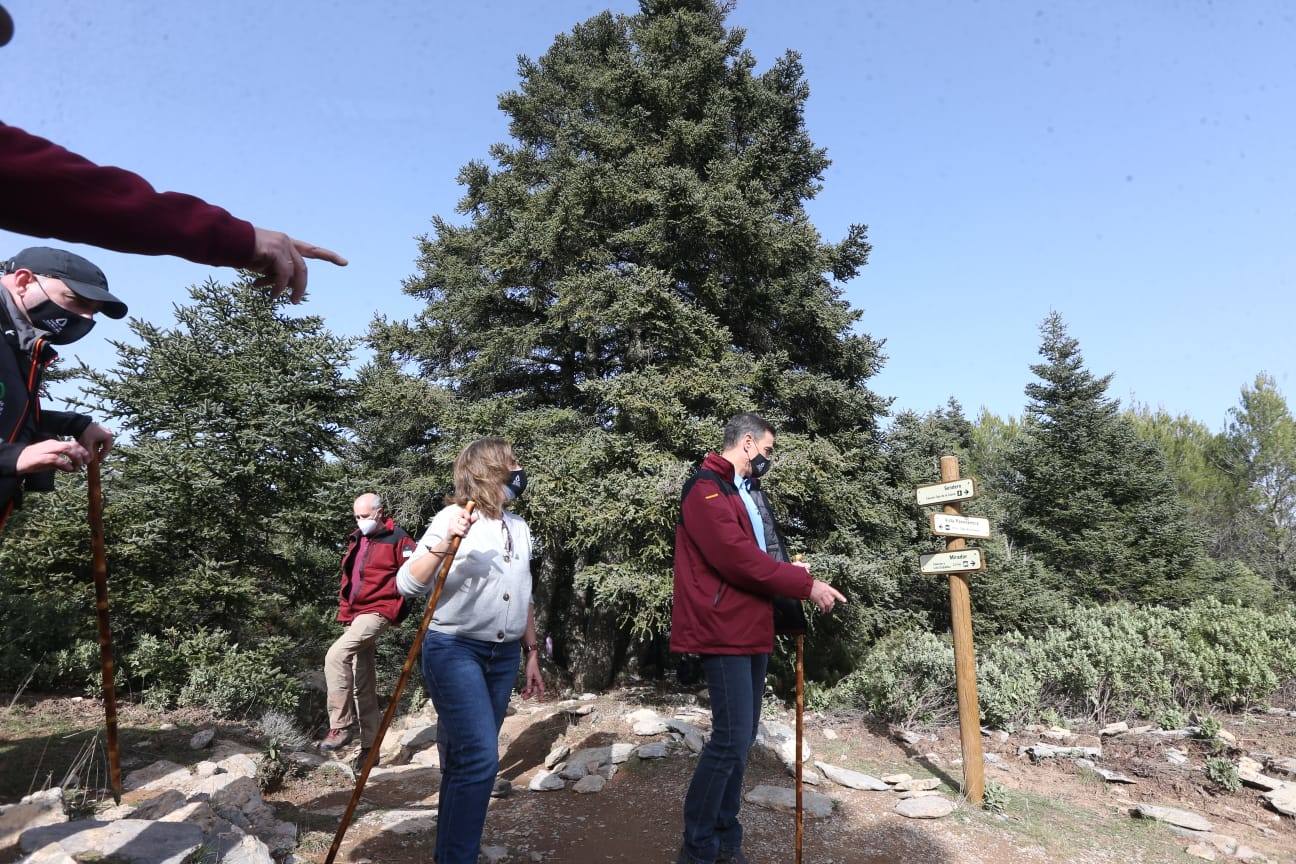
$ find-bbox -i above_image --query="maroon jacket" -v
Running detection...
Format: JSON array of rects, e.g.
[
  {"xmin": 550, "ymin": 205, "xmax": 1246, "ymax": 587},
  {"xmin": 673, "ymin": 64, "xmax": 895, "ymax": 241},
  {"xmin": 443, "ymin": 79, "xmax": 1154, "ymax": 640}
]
[
  {"xmin": 338, "ymin": 519, "xmax": 417, "ymax": 625},
  {"xmin": 0, "ymin": 122, "xmax": 256, "ymax": 266},
  {"xmin": 671, "ymin": 452, "xmax": 813, "ymax": 655}
]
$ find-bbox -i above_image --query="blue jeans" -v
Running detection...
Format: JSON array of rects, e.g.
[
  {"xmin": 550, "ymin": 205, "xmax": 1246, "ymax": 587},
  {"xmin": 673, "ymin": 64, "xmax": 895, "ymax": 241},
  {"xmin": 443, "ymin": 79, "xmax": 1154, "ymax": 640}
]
[
  {"xmin": 681, "ymin": 653, "xmax": 769, "ymax": 864},
  {"xmin": 421, "ymin": 630, "xmax": 520, "ymax": 864}
]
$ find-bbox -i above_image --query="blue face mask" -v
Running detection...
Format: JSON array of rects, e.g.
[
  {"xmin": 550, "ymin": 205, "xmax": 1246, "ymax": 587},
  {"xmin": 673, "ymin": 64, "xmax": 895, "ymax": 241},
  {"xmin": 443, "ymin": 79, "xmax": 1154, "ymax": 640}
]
[{"xmin": 504, "ymin": 469, "xmax": 528, "ymax": 500}]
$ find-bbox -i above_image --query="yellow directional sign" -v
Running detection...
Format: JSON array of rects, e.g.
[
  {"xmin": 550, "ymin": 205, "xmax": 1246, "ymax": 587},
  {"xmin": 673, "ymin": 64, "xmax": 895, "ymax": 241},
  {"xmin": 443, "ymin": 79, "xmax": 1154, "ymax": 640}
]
[
  {"xmin": 930, "ymin": 513, "xmax": 991, "ymax": 540},
  {"xmin": 915, "ymin": 478, "xmax": 976, "ymax": 506},
  {"xmin": 920, "ymin": 549, "xmax": 985, "ymax": 575}
]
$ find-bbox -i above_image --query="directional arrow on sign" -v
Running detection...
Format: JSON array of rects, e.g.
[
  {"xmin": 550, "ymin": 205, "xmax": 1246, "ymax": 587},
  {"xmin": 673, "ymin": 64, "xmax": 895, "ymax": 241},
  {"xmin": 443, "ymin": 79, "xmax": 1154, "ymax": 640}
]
[
  {"xmin": 920, "ymin": 549, "xmax": 985, "ymax": 575},
  {"xmin": 915, "ymin": 478, "xmax": 976, "ymax": 506},
  {"xmin": 930, "ymin": 513, "xmax": 991, "ymax": 540}
]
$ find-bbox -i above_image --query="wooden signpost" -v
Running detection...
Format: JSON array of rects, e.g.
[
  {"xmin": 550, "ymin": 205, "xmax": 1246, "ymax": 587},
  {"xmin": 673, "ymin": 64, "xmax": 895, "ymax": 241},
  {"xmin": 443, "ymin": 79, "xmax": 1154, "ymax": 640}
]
[{"xmin": 916, "ymin": 456, "xmax": 986, "ymax": 804}]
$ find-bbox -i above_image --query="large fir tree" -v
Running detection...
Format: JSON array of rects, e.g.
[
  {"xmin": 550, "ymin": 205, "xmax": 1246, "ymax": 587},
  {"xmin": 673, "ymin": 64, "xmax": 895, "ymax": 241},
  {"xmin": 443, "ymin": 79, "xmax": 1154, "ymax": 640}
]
[
  {"xmin": 363, "ymin": 0, "xmax": 896, "ymax": 687},
  {"xmin": 1002, "ymin": 313, "xmax": 1204, "ymax": 603}
]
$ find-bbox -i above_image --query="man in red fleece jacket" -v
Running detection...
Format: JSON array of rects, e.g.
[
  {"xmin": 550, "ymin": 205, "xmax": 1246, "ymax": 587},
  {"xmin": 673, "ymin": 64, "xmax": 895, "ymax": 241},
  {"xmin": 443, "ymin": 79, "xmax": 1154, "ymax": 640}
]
[
  {"xmin": 0, "ymin": 6, "xmax": 344, "ymax": 303},
  {"xmin": 672, "ymin": 412, "xmax": 846, "ymax": 864}
]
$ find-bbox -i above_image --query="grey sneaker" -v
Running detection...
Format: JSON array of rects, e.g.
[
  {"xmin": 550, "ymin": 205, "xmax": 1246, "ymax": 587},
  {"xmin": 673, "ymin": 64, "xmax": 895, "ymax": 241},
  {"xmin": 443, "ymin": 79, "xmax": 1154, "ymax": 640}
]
[
  {"xmin": 717, "ymin": 850, "xmax": 750, "ymax": 864},
  {"xmin": 318, "ymin": 727, "xmax": 354, "ymax": 751}
]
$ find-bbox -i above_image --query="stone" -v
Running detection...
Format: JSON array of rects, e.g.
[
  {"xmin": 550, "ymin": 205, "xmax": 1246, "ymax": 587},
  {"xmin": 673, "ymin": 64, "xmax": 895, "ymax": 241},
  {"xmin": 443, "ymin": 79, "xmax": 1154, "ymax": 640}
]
[
  {"xmin": 881, "ymin": 773, "xmax": 911, "ymax": 785},
  {"xmin": 19, "ymin": 845, "xmax": 78, "ymax": 864},
  {"xmin": 610, "ymin": 743, "xmax": 635, "ymax": 764},
  {"xmin": 573, "ymin": 775, "xmax": 606, "ymax": 794},
  {"xmin": 1216, "ymin": 728, "xmax": 1237, "ymax": 745},
  {"xmin": 596, "ymin": 763, "xmax": 619, "ymax": 780},
  {"xmin": 813, "ymin": 762, "xmax": 889, "ymax": 792},
  {"xmin": 984, "ymin": 752, "xmax": 1004, "ymax": 765},
  {"xmin": 1133, "ymin": 803, "xmax": 1213, "ymax": 833},
  {"xmin": 1147, "ymin": 728, "xmax": 1192, "ymax": 740},
  {"xmin": 1266, "ymin": 756, "xmax": 1296, "ymax": 780},
  {"xmin": 1128, "ymin": 725, "xmax": 1153, "ymax": 734},
  {"xmin": 0, "ymin": 788, "xmax": 66, "ymax": 852},
  {"xmin": 897, "ymin": 730, "xmax": 923, "ymax": 746},
  {"xmin": 1099, "ymin": 721, "xmax": 1129, "ymax": 737},
  {"xmin": 528, "ymin": 771, "xmax": 565, "ymax": 792},
  {"xmin": 491, "ymin": 779, "xmax": 513, "ymax": 798},
  {"xmin": 1238, "ymin": 757, "xmax": 1284, "ymax": 792},
  {"xmin": 1167, "ymin": 832, "xmax": 1238, "ymax": 856},
  {"xmin": 1074, "ymin": 759, "xmax": 1137, "ymax": 784},
  {"xmin": 633, "ymin": 718, "xmax": 668, "ymax": 735},
  {"xmin": 1165, "ymin": 748, "xmax": 1190, "ymax": 767},
  {"xmin": 217, "ymin": 753, "xmax": 260, "ymax": 779},
  {"xmin": 190, "ymin": 728, "xmax": 216, "ymax": 750},
  {"xmin": 1184, "ymin": 842, "xmax": 1218, "ymax": 861},
  {"xmin": 315, "ymin": 760, "xmax": 357, "ymax": 782},
  {"xmin": 756, "ymin": 721, "xmax": 810, "ymax": 769},
  {"xmin": 20, "ymin": 820, "xmax": 203, "ymax": 864},
  {"xmin": 893, "ymin": 777, "xmax": 941, "ymax": 792},
  {"xmin": 1262, "ymin": 783, "xmax": 1296, "ymax": 817},
  {"xmin": 744, "ymin": 785, "xmax": 833, "ymax": 819},
  {"xmin": 559, "ymin": 760, "xmax": 588, "ymax": 781},
  {"xmin": 899, "ymin": 790, "xmax": 940, "ymax": 800},
  {"xmin": 127, "ymin": 789, "xmax": 188, "ymax": 820},
  {"xmin": 636, "ymin": 742, "xmax": 669, "ymax": 760},
  {"xmin": 579, "ymin": 692, "xmax": 597, "ymax": 701},
  {"xmin": 543, "ymin": 744, "xmax": 570, "ymax": 769},
  {"xmin": 159, "ymin": 801, "xmax": 220, "ymax": 834},
  {"xmin": 194, "ymin": 760, "xmax": 222, "ymax": 778},
  {"xmin": 1041, "ymin": 727, "xmax": 1075, "ymax": 743},
  {"xmin": 481, "ymin": 846, "xmax": 509, "ymax": 864},
  {"xmin": 410, "ymin": 747, "xmax": 441, "ymax": 769},
  {"xmin": 1019, "ymin": 743, "xmax": 1101, "ymax": 762},
  {"xmin": 822, "ymin": 729, "xmax": 839, "ymax": 740},
  {"xmin": 667, "ymin": 719, "xmax": 706, "ymax": 753},
  {"xmin": 798, "ymin": 768, "xmax": 822, "ymax": 786},
  {"xmin": 992, "ymin": 730, "xmax": 1010, "ymax": 744},
  {"xmin": 360, "ymin": 808, "xmax": 439, "ymax": 834},
  {"xmin": 187, "ymin": 774, "xmax": 261, "ymax": 816},
  {"xmin": 399, "ymin": 724, "xmax": 439, "ymax": 750},
  {"xmin": 123, "ymin": 760, "xmax": 188, "ymax": 793},
  {"xmin": 215, "ymin": 833, "xmax": 276, "ymax": 864},
  {"xmin": 895, "ymin": 796, "xmax": 955, "ymax": 819}
]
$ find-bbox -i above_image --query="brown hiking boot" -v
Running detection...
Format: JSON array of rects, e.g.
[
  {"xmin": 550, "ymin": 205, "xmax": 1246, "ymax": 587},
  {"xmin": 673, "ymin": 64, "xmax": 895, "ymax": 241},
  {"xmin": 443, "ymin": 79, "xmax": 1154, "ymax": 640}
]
[{"xmin": 319, "ymin": 727, "xmax": 354, "ymax": 751}]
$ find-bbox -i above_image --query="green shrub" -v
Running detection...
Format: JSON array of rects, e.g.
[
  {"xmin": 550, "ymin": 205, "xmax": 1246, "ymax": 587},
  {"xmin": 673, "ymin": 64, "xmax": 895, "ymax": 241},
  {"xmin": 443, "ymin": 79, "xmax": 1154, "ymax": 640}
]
[
  {"xmin": 123, "ymin": 627, "xmax": 302, "ymax": 718},
  {"xmin": 815, "ymin": 629, "xmax": 955, "ymax": 725},
  {"xmin": 1158, "ymin": 706, "xmax": 1189, "ymax": 730},
  {"xmin": 1204, "ymin": 757, "xmax": 1240, "ymax": 792},
  {"xmin": 1194, "ymin": 714, "xmax": 1222, "ymax": 740}
]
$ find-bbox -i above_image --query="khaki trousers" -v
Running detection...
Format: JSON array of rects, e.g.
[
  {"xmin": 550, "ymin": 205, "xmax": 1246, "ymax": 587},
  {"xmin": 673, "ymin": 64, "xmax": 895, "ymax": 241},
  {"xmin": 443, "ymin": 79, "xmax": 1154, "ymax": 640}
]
[{"xmin": 324, "ymin": 612, "xmax": 390, "ymax": 747}]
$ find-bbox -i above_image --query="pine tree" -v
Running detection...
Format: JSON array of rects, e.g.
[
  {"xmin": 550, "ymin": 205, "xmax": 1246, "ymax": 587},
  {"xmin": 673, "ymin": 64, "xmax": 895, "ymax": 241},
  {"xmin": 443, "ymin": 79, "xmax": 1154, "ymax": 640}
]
[
  {"xmin": 0, "ymin": 280, "xmax": 355, "ymax": 689},
  {"xmin": 1003, "ymin": 313, "xmax": 1204, "ymax": 603},
  {"xmin": 363, "ymin": 0, "xmax": 894, "ymax": 687}
]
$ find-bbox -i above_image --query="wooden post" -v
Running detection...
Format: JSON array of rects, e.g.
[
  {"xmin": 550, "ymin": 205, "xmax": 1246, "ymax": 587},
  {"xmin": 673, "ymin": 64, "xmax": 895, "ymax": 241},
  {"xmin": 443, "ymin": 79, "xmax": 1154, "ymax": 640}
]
[
  {"xmin": 795, "ymin": 634, "xmax": 804, "ymax": 864},
  {"xmin": 941, "ymin": 455, "xmax": 984, "ymax": 804}
]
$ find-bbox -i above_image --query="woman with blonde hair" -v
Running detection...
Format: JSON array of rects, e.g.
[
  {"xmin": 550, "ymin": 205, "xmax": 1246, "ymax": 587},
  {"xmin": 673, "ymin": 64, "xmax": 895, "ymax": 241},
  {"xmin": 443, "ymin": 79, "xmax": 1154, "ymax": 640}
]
[{"xmin": 396, "ymin": 436, "xmax": 545, "ymax": 864}]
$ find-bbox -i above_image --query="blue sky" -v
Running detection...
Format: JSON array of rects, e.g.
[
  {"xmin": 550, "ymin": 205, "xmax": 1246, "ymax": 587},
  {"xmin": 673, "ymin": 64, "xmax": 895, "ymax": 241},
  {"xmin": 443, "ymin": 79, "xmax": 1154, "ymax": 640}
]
[{"xmin": 4, "ymin": 0, "xmax": 1293, "ymax": 430}]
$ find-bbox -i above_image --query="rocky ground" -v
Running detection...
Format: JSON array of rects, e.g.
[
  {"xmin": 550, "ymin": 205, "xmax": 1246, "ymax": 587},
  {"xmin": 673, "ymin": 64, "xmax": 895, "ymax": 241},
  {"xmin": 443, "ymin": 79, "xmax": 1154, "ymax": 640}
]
[{"xmin": 2, "ymin": 689, "xmax": 1295, "ymax": 863}]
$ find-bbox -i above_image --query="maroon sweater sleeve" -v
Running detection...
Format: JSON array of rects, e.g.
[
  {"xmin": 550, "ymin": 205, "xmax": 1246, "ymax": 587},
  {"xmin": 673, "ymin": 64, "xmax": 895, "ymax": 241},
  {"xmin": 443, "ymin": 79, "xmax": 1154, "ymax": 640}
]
[
  {"xmin": 0, "ymin": 122, "xmax": 256, "ymax": 267},
  {"xmin": 682, "ymin": 477, "xmax": 813, "ymax": 600}
]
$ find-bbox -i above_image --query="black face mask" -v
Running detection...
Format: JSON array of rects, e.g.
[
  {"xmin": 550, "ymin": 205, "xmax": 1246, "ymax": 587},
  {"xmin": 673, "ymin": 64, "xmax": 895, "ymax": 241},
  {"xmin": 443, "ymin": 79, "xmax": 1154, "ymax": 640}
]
[
  {"xmin": 505, "ymin": 469, "xmax": 528, "ymax": 500},
  {"xmin": 747, "ymin": 445, "xmax": 772, "ymax": 479},
  {"xmin": 25, "ymin": 285, "xmax": 96, "ymax": 345}
]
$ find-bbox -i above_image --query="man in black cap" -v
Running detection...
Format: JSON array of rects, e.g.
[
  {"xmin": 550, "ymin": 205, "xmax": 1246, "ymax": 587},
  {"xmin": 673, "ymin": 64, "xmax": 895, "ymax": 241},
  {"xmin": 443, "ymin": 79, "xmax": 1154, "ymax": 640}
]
[{"xmin": 1, "ymin": 247, "xmax": 121, "ymax": 531}]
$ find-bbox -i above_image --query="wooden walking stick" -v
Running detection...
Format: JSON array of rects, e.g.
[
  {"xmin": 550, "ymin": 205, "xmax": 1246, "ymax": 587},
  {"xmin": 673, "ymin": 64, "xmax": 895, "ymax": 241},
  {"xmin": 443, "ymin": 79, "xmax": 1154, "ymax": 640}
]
[
  {"xmin": 795, "ymin": 631, "xmax": 805, "ymax": 864},
  {"xmin": 324, "ymin": 501, "xmax": 477, "ymax": 864},
  {"xmin": 87, "ymin": 452, "xmax": 122, "ymax": 804}
]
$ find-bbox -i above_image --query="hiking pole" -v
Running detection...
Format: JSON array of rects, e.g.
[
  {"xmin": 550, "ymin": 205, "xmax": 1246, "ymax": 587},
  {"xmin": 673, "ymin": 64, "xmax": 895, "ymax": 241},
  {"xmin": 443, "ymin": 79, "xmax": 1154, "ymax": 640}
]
[
  {"xmin": 795, "ymin": 631, "xmax": 805, "ymax": 864},
  {"xmin": 324, "ymin": 500, "xmax": 477, "ymax": 864},
  {"xmin": 87, "ymin": 450, "xmax": 122, "ymax": 804},
  {"xmin": 792, "ymin": 554, "xmax": 805, "ymax": 864}
]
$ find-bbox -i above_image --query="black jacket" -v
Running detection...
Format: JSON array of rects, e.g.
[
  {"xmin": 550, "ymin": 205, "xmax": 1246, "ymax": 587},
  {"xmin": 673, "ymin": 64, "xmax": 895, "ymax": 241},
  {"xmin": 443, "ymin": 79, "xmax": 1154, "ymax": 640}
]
[
  {"xmin": 748, "ymin": 478, "xmax": 809, "ymax": 636},
  {"xmin": 1, "ymin": 289, "xmax": 93, "ymax": 526}
]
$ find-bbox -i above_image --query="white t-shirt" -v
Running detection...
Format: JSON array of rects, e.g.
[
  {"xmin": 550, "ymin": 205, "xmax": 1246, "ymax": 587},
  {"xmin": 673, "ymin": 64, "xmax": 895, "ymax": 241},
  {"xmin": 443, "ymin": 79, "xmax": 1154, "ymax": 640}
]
[{"xmin": 396, "ymin": 504, "xmax": 533, "ymax": 643}]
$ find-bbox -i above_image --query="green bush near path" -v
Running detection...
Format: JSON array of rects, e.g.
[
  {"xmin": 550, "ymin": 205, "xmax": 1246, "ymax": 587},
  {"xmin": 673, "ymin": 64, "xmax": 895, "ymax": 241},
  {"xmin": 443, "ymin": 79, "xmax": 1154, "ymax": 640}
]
[{"xmin": 817, "ymin": 598, "xmax": 1296, "ymax": 727}]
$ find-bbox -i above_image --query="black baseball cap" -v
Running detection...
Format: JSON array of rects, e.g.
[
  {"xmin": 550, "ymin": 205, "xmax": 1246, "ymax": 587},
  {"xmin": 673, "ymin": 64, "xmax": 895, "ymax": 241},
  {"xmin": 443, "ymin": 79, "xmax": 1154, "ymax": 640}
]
[
  {"xmin": 0, "ymin": 6, "xmax": 12, "ymax": 47},
  {"xmin": 6, "ymin": 247, "xmax": 128, "ymax": 319}
]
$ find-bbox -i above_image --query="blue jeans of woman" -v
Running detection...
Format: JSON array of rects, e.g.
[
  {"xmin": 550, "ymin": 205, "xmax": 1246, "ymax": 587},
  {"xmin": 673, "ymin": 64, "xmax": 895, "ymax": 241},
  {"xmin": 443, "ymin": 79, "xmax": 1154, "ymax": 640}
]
[
  {"xmin": 681, "ymin": 653, "xmax": 769, "ymax": 864},
  {"xmin": 421, "ymin": 630, "xmax": 520, "ymax": 864}
]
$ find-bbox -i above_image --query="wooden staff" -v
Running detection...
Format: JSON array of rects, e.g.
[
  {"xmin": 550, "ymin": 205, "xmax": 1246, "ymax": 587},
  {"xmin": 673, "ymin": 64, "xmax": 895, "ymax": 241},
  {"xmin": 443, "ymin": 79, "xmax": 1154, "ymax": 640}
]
[
  {"xmin": 795, "ymin": 631, "xmax": 805, "ymax": 864},
  {"xmin": 87, "ymin": 454, "xmax": 122, "ymax": 803},
  {"xmin": 324, "ymin": 501, "xmax": 477, "ymax": 864}
]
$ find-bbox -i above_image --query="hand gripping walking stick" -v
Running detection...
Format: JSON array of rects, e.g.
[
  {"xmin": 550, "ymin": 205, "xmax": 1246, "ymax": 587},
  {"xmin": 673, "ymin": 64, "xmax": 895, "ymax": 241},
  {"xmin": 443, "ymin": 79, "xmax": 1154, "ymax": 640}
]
[
  {"xmin": 87, "ymin": 452, "xmax": 123, "ymax": 803},
  {"xmin": 324, "ymin": 501, "xmax": 476, "ymax": 864}
]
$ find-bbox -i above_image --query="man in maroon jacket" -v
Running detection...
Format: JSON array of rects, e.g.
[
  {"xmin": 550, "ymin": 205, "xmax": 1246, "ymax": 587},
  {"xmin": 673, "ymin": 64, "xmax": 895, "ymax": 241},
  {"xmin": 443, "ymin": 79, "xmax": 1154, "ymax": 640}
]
[
  {"xmin": 0, "ymin": 7, "xmax": 344, "ymax": 303},
  {"xmin": 322, "ymin": 493, "xmax": 416, "ymax": 765},
  {"xmin": 672, "ymin": 413, "xmax": 845, "ymax": 864}
]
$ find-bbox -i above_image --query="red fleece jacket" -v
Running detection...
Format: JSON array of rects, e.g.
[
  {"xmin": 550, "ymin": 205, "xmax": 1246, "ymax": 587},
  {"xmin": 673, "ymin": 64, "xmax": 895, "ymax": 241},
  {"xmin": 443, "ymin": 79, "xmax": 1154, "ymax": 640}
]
[
  {"xmin": 0, "ymin": 122, "xmax": 255, "ymax": 266},
  {"xmin": 670, "ymin": 452, "xmax": 813, "ymax": 655}
]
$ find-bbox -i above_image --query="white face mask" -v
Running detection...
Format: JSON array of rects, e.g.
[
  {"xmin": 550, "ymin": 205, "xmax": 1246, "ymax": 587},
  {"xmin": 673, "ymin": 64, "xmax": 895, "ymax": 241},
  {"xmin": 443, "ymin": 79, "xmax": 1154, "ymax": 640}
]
[{"xmin": 357, "ymin": 518, "xmax": 380, "ymax": 536}]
